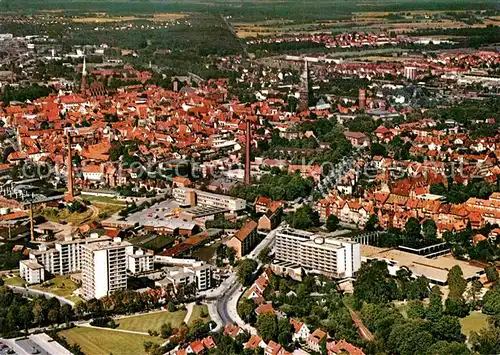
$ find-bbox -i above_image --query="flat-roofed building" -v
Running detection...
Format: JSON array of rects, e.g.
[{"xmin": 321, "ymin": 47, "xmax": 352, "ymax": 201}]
[
  {"xmin": 361, "ymin": 245, "xmax": 484, "ymax": 285},
  {"xmin": 275, "ymin": 228, "xmax": 361, "ymax": 278},
  {"xmin": 173, "ymin": 187, "xmax": 246, "ymax": 213},
  {"xmin": 27, "ymin": 235, "xmax": 112, "ymax": 276},
  {"xmin": 155, "ymin": 261, "xmax": 213, "ymax": 291},
  {"xmin": 19, "ymin": 259, "xmax": 45, "ymax": 284},
  {"xmin": 127, "ymin": 249, "xmax": 154, "ymax": 275},
  {"xmin": 81, "ymin": 240, "xmax": 133, "ymax": 299}
]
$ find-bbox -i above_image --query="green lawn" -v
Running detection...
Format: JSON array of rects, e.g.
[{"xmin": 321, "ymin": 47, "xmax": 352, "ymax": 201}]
[
  {"xmin": 82, "ymin": 195, "xmax": 126, "ymax": 205},
  {"xmin": 59, "ymin": 327, "xmax": 162, "ymax": 355},
  {"xmin": 460, "ymin": 311, "xmax": 489, "ymax": 338},
  {"xmin": 192, "ymin": 243, "xmax": 219, "ymax": 262},
  {"xmin": 188, "ymin": 304, "xmax": 211, "ymax": 326},
  {"xmin": 4, "ymin": 276, "xmax": 25, "ymax": 286},
  {"xmin": 31, "ymin": 275, "xmax": 83, "ymax": 303},
  {"xmin": 115, "ymin": 310, "xmax": 187, "ymax": 333}
]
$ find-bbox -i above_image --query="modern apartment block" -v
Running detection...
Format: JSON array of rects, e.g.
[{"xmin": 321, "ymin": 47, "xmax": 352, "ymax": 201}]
[
  {"xmin": 81, "ymin": 240, "xmax": 134, "ymax": 299},
  {"xmin": 22, "ymin": 235, "xmax": 153, "ymax": 286},
  {"xmin": 275, "ymin": 228, "xmax": 361, "ymax": 278},
  {"xmin": 156, "ymin": 261, "xmax": 213, "ymax": 291},
  {"xmin": 127, "ymin": 249, "xmax": 154, "ymax": 275},
  {"xmin": 172, "ymin": 187, "xmax": 246, "ymax": 213},
  {"xmin": 28, "ymin": 235, "xmax": 113, "ymax": 276},
  {"xmin": 19, "ymin": 259, "xmax": 45, "ymax": 285}
]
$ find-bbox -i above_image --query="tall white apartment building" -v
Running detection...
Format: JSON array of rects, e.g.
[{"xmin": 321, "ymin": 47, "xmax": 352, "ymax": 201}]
[
  {"xmin": 172, "ymin": 187, "xmax": 246, "ymax": 212},
  {"xmin": 275, "ymin": 228, "xmax": 361, "ymax": 278},
  {"xmin": 81, "ymin": 240, "xmax": 134, "ymax": 299}
]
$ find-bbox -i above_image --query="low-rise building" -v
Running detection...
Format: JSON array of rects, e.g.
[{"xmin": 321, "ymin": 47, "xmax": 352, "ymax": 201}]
[
  {"xmin": 19, "ymin": 259, "xmax": 45, "ymax": 284},
  {"xmin": 127, "ymin": 249, "xmax": 154, "ymax": 275}
]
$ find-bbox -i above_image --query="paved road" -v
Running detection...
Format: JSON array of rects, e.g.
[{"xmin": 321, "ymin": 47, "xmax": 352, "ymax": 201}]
[
  {"xmin": 211, "ymin": 225, "xmax": 283, "ymax": 332},
  {"xmin": 7, "ymin": 285, "xmax": 75, "ymax": 307}
]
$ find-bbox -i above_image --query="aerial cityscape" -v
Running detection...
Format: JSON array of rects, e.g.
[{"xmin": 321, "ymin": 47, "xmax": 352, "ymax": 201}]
[{"xmin": 0, "ymin": 0, "xmax": 499, "ymax": 354}]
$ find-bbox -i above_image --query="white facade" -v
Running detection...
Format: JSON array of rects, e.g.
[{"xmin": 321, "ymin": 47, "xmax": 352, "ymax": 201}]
[
  {"xmin": 29, "ymin": 235, "xmax": 112, "ymax": 276},
  {"xmin": 19, "ymin": 260, "xmax": 45, "ymax": 285},
  {"xmin": 81, "ymin": 240, "xmax": 134, "ymax": 299},
  {"xmin": 172, "ymin": 187, "xmax": 246, "ymax": 212},
  {"xmin": 157, "ymin": 261, "xmax": 213, "ymax": 291},
  {"xmin": 127, "ymin": 249, "xmax": 154, "ymax": 275},
  {"xmin": 275, "ymin": 228, "xmax": 361, "ymax": 278}
]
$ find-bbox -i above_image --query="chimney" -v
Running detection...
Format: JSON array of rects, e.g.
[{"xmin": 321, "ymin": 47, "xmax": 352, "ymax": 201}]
[
  {"xmin": 66, "ymin": 132, "xmax": 74, "ymax": 201},
  {"xmin": 245, "ymin": 119, "xmax": 251, "ymax": 185},
  {"xmin": 81, "ymin": 56, "xmax": 87, "ymax": 96}
]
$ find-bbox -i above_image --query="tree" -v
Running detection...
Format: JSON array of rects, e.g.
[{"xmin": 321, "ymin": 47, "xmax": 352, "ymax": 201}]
[
  {"xmin": 422, "ymin": 219, "xmax": 437, "ymax": 243},
  {"xmin": 370, "ymin": 142, "xmax": 387, "ymax": 157},
  {"xmin": 60, "ymin": 304, "xmax": 73, "ymax": 324},
  {"xmin": 326, "ymin": 214, "xmax": 339, "ymax": 232},
  {"xmin": 256, "ymin": 312, "xmax": 278, "ymax": 342},
  {"xmin": 286, "ymin": 205, "xmax": 320, "ymax": 230},
  {"xmin": 485, "ymin": 265, "xmax": 499, "ymax": 283},
  {"xmin": 237, "ymin": 259, "xmax": 258, "ymax": 286},
  {"xmin": 277, "ymin": 317, "xmax": 292, "ymax": 345},
  {"xmin": 467, "ymin": 279, "xmax": 483, "ymax": 303},
  {"xmin": 427, "ymin": 341, "xmax": 471, "ymax": 355},
  {"xmin": 470, "ymin": 321, "xmax": 500, "ymax": 355},
  {"xmin": 431, "ymin": 315, "xmax": 463, "ymax": 342},
  {"xmin": 447, "ymin": 265, "xmax": 467, "ymax": 300},
  {"xmin": 405, "ymin": 217, "xmax": 421, "ymax": 247},
  {"xmin": 237, "ymin": 298, "xmax": 256, "ymax": 324},
  {"xmin": 426, "ymin": 285, "xmax": 443, "ymax": 321},
  {"xmin": 168, "ymin": 302, "xmax": 176, "ymax": 313},
  {"xmin": 19, "ymin": 305, "xmax": 33, "ymax": 334},
  {"xmin": 445, "ymin": 298, "xmax": 470, "ymax": 318},
  {"xmin": 406, "ymin": 300, "xmax": 425, "ymax": 319},
  {"xmin": 257, "ymin": 247, "xmax": 272, "ymax": 264},
  {"xmin": 161, "ymin": 322, "xmax": 173, "ymax": 338},
  {"xmin": 364, "ymin": 214, "xmax": 379, "ymax": 231},
  {"xmin": 388, "ymin": 321, "xmax": 434, "ymax": 355},
  {"xmin": 354, "ymin": 260, "xmax": 397, "ymax": 304},
  {"xmin": 482, "ymin": 287, "xmax": 500, "ymax": 315}
]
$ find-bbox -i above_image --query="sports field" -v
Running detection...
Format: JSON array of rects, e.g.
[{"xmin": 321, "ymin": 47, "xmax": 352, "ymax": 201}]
[{"xmin": 59, "ymin": 327, "xmax": 162, "ymax": 355}]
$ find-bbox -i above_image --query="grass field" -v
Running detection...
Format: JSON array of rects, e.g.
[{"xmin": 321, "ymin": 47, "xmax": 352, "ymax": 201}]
[
  {"xmin": 188, "ymin": 304, "xmax": 210, "ymax": 326},
  {"xmin": 4, "ymin": 276, "xmax": 25, "ymax": 286},
  {"xmin": 37, "ymin": 207, "xmax": 93, "ymax": 226},
  {"xmin": 32, "ymin": 275, "xmax": 82, "ymax": 303},
  {"xmin": 59, "ymin": 327, "xmax": 162, "ymax": 355},
  {"xmin": 82, "ymin": 195, "xmax": 126, "ymax": 205},
  {"xmin": 191, "ymin": 242, "xmax": 219, "ymax": 262},
  {"xmin": 460, "ymin": 311, "xmax": 489, "ymax": 338},
  {"xmin": 115, "ymin": 310, "xmax": 187, "ymax": 333},
  {"xmin": 94, "ymin": 202, "xmax": 124, "ymax": 219}
]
